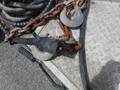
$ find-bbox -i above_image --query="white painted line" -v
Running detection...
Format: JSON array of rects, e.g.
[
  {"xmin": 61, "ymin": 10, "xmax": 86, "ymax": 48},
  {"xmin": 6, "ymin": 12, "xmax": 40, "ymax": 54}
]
[
  {"xmin": 119, "ymin": 83, "xmax": 120, "ymax": 90},
  {"xmin": 42, "ymin": 61, "xmax": 79, "ymax": 90}
]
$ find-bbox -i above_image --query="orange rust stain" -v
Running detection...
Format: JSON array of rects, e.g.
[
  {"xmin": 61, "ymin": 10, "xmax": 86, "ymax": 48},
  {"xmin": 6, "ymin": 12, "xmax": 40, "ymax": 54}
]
[{"xmin": 91, "ymin": 1, "xmax": 96, "ymax": 5}]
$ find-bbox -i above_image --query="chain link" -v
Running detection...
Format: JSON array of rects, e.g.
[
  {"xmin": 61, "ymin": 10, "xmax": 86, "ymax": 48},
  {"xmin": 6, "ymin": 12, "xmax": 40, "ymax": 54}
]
[{"xmin": 6, "ymin": 0, "xmax": 86, "ymax": 42}]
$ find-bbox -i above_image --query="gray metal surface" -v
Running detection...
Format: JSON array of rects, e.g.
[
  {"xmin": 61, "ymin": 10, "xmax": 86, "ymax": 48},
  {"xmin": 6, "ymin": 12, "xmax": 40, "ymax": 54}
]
[
  {"xmin": 60, "ymin": 5, "xmax": 84, "ymax": 28},
  {"xmin": 36, "ymin": 0, "xmax": 120, "ymax": 90},
  {"xmin": 0, "ymin": 43, "xmax": 63, "ymax": 90},
  {"xmin": 86, "ymin": 0, "xmax": 120, "ymax": 90},
  {"xmin": 22, "ymin": 0, "xmax": 120, "ymax": 90},
  {"xmin": 33, "ymin": 19, "xmax": 83, "ymax": 90},
  {"xmin": 97, "ymin": 0, "xmax": 120, "ymax": 2}
]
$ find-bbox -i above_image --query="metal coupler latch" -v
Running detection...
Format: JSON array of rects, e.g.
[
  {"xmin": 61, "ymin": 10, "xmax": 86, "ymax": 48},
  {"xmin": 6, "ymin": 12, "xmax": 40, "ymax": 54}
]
[{"xmin": 12, "ymin": 36, "xmax": 79, "ymax": 58}]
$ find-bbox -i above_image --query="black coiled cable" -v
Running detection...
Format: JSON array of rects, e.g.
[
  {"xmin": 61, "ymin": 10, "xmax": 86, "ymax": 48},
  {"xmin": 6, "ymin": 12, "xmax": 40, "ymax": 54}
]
[{"xmin": 0, "ymin": 0, "xmax": 55, "ymax": 28}]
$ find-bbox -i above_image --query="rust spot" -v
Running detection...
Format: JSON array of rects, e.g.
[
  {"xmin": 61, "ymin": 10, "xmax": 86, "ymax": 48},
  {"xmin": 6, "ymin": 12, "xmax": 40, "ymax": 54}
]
[
  {"xmin": 74, "ymin": 43, "xmax": 82, "ymax": 51},
  {"xmin": 119, "ymin": 4, "xmax": 120, "ymax": 8},
  {"xmin": 91, "ymin": 1, "xmax": 96, "ymax": 5}
]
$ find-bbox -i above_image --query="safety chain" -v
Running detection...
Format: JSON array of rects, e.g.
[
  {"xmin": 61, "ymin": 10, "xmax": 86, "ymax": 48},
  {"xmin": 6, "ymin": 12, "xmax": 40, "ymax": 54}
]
[
  {"xmin": 7, "ymin": 3, "xmax": 66, "ymax": 42},
  {"xmin": 7, "ymin": 0, "xmax": 86, "ymax": 42}
]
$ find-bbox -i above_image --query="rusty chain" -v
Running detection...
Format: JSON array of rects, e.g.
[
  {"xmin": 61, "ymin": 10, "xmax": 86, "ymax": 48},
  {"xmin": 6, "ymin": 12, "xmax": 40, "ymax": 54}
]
[{"xmin": 7, "ymin": 0, "xmax": 86, "ymax": 43}]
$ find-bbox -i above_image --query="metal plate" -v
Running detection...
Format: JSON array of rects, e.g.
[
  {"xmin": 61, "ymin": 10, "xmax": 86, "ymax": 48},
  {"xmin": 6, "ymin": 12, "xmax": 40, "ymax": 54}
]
[{"xmin": 60, "ymin": 5, "xmax": 84, "ymax": 28}]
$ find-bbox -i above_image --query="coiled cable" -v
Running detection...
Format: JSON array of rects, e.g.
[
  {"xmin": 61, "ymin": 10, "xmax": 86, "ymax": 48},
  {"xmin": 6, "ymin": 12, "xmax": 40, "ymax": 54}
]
[{"xmin": 0, "ymin": 0, "xmax": 55, "ymax": 28}]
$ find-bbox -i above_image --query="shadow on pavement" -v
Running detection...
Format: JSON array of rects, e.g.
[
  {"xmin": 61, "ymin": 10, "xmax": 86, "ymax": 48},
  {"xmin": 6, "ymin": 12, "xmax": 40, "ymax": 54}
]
[
  {"xmin": 0, "ymin": 29, "xmax": 5, "ymax": 43},
  {"xmin": 91, "ymin": 60, "xmax": 120, "ymax": 90}
]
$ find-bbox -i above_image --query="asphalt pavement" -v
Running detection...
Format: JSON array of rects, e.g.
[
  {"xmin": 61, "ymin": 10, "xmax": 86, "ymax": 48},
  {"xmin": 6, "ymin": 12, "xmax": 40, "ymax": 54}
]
[{"xmin": 0, "ymin": 33, "xmax": 63, "ymax": 90}]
